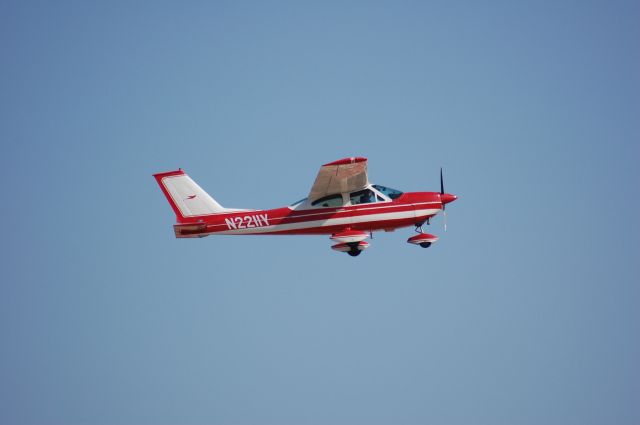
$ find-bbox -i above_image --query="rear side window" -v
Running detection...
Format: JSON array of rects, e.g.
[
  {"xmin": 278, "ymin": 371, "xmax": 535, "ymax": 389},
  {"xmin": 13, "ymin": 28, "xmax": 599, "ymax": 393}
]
[{"xmin": 311, "ymin": 194, "xmax": 344, "ymax": 208}]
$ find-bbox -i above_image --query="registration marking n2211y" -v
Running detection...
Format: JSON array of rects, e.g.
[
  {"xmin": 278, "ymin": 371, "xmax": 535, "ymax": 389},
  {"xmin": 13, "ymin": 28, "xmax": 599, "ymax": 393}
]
[{"xmin": 225, "ymin": 214, "xmax": 270, "ymax": 230}]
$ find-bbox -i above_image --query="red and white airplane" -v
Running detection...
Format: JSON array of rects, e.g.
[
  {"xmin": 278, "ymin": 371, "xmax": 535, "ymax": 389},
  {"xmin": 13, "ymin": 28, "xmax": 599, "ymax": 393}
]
[{"xmin": 153, "ymin": 157, "xmax": 457, "ymax": 257}]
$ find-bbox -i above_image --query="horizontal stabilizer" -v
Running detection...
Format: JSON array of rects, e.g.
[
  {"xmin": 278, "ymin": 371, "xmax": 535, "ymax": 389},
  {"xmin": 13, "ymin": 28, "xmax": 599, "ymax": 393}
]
[{"xmin": 174, "ymin": 223, "xmax": 208, "ymax": 238}]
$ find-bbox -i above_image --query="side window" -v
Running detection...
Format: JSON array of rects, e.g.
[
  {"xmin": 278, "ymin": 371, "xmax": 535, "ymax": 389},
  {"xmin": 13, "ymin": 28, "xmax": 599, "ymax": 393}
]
[
  {"xmin": 311, "ymin": 194, "xmax": 344, "ymax": 208},
  {"xmin": 350, "ymin": 189, "xmax": 376, "ymax": 205}
]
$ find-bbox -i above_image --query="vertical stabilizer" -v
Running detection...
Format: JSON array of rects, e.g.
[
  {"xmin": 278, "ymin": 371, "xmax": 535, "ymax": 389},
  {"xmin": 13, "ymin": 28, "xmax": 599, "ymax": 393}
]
[{"xmin": 153, "ymin": 169, "xmax": 225, "ymax": 222}]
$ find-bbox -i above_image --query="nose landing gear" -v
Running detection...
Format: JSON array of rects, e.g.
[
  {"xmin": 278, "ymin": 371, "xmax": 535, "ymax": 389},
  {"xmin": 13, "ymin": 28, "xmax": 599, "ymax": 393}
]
[{"xmin": 408, "ymin": 233, "xmax": 438, "ymax": 248}]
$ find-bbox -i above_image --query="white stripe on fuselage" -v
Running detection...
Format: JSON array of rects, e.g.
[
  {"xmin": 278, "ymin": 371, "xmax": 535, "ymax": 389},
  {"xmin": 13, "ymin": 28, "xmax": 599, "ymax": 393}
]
[{"xmin": 213, "ymin": 208, "xmax": 440, "ymax": 235}]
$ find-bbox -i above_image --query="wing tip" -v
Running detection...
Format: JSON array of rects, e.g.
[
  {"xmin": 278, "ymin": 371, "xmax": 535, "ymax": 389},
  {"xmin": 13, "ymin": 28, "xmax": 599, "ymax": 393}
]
[{"xmin": 323, "ymin": 157, "xmax": 367, "ymax": 166}]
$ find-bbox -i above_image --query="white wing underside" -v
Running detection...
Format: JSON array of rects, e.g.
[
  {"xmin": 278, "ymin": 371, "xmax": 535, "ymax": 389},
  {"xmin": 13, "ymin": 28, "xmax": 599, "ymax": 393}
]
[{"xmin": 308, "ymin": 158, "xmax": 369, "ymax": 202}]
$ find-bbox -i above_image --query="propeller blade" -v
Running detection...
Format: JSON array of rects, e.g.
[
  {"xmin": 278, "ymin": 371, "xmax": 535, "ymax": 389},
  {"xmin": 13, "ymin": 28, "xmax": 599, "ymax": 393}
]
[{"xmin": 440, "ymin": 167, "xmax": 446, "ymax": 211}]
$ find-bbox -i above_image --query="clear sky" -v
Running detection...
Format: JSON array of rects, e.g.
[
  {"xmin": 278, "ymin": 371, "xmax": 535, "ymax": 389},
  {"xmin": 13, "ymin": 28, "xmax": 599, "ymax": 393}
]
[{"xmin": 1, "ymin": 1, "xmax": 639, "ymax": 424}]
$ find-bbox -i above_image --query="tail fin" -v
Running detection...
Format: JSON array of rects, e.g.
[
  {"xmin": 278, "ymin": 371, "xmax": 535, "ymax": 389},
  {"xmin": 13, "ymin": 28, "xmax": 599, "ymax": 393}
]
[{"xmin": 153, "ymin": 169, "xmax": 226, "ymax": 222}]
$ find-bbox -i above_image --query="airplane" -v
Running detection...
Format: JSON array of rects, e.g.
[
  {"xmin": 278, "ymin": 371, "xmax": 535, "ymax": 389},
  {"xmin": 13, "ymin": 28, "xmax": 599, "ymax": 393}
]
[{"xmin": 153, "ymin": 157, "xmax": 457, "ymax": 257}]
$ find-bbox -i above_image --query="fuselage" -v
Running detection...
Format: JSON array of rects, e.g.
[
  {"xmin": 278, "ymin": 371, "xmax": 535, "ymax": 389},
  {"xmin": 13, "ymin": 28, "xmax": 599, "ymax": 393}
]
[{"xmin": 173, "ymin": 190, "xmax": 448, "ymax": 238}]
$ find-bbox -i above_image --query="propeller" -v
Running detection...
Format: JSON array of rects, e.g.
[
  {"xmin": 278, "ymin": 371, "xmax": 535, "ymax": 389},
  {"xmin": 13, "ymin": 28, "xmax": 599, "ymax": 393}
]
[{"xmin": 440, "ymin": 167, "xmax": 447, "ymax": 231}]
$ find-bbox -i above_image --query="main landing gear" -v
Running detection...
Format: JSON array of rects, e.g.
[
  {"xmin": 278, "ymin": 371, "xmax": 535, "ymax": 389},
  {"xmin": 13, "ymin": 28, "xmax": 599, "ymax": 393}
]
[
  {"xmin": 332, "ymin": 240, "xmax": 370, "ymax": 256},
  {"xmin": 330, "ymin": 230, "xmax": 370, "ymax": 257},
  {"xmin": 347, "ymin": 243, "xmax": 362, "ymax": 257}
]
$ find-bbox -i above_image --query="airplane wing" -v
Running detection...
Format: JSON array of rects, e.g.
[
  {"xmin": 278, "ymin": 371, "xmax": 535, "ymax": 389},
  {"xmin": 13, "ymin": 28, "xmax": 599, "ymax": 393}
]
[{"xmin": 308, "ymin": 157, "xmax": 369, "ymax": 202}]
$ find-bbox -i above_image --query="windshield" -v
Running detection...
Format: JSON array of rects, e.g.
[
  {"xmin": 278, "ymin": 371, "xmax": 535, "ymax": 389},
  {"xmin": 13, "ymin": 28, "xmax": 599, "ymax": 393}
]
[
  {"xmin": 372, "ymin": 184, "xmax": 403, "ymax": 200},
  {"xmin": 289, "ymin": 197, "xmax": 307, "ymax": 207}
]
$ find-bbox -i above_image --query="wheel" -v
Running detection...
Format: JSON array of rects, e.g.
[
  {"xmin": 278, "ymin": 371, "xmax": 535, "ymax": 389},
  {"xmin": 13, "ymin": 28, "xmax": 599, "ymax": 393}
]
[
  {"xmin": 419, "ymin": 242, "xmax": 432, "ymax": 248},
  {"xmin": 347, "ymin": 249, "xmax": 361, "ymax": 257}
]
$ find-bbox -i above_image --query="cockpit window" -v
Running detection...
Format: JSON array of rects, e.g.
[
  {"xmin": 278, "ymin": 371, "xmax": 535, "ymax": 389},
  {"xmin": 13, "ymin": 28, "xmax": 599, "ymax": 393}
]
[
  {"xmin": 311, "ymin": 194, "xmax": 344, "ymax": 208},
  {"xmin": 372, "ymin": 184, "xmax": 403, "ymax": 200},
  {"xmin": 350, "ymin": 189, "xmax": 376, "ymax": 205}
]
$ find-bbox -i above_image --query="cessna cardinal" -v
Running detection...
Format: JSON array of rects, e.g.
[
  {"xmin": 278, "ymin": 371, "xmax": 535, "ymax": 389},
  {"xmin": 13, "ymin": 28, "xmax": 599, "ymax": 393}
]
[{"xmin": 153, "ymin": 157, "xmax": 457, "ymax": 257}]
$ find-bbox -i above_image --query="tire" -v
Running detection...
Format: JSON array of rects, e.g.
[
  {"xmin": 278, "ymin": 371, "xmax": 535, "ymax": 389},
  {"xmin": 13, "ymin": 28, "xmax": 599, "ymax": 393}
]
[
  {"xmin": 347, "ymin": 250, "xmax": 361, "ymax": 257},
  {"xmin": 419, "ymin": 242, "xmax": 432, "ymax": 248}
]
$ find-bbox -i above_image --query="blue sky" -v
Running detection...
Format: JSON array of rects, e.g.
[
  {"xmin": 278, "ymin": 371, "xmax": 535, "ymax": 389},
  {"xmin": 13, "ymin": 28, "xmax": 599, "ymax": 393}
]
[{"xmin": 1, "ymin": 1, "xmax": 639, "ymax": 424}]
